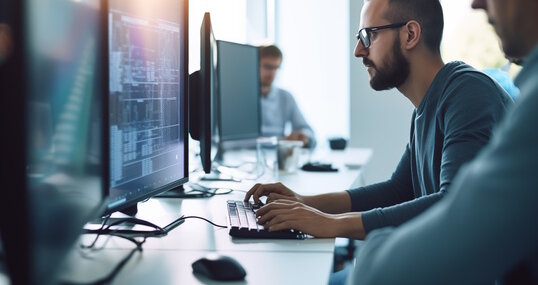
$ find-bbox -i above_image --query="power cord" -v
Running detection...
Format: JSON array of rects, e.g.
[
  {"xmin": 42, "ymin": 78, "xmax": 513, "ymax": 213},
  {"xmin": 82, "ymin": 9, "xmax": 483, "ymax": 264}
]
[{"xmin": 67, "ymin": 214, "xmax": 226, "ymax": 284}]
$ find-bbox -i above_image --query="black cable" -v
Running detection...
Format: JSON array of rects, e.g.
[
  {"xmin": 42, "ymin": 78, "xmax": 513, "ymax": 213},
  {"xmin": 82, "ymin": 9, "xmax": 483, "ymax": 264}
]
[
  {"xmin": 80, "ymin": 214, "xmax": 112, "ymax": 250},
  {"xmin": 181, "ymin": 215, "xmax": 227, "ymax": 228},
  {"xmin": 63, "ymin": 235, "xmax": 146, "ymax": 285},
  {"xmin": 83, "ymin": 217, "xmax": 168, "ymax": 237},
  {"xmin": 68, "ymin": 215, "xmax": 225, "ymax": 284}
]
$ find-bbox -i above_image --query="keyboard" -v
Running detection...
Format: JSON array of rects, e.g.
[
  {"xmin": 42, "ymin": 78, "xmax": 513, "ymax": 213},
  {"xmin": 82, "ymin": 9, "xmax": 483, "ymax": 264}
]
[{"xmin": 226, "ymin": 200, "xmax": 307, "ymax": 239}]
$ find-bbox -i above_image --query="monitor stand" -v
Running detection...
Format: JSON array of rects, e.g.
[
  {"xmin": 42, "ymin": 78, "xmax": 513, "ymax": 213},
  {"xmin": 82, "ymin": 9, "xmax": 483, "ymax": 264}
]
[
  {"xmin": 199, "ymin": 169, "xmax": 240, "ymax": 182},
  {"xmin": 86, "ymin": 199, "xmax": 185, "ymax": 234},
  {"xmin": 199, "ymin": 146, "xmax": 242, "ymax": 182},
  {"xmin": 156, "ymin": 184, "xmax": 215, "ymax": 198},
  {"xmin": 119, "ymin": 203, "xmax": 138, "ymax": 216}
]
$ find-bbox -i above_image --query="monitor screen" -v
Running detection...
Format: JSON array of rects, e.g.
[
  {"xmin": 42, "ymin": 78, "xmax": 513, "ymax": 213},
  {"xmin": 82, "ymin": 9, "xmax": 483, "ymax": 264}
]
[
  {"xmin": 217, "ymin": 41, "xmax": 261, "ymax": 141},
  {"xmin": 0, "ymin": 0, "xmax": 107, "ymax": 283},
  {"xmin": 107, "ymin": 0, "xmax": 188, "ymax": 213}
]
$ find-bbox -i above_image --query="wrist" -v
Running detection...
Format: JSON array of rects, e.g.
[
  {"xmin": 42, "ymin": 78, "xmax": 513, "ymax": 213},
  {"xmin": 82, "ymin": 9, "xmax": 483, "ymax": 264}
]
[
  {"xmin": 298, "ymin": 194, "xmax": 310, "ymax": 205},
  {"xmin": 333, "ymin": 213, "xmax": 366, "ymax": 239}
]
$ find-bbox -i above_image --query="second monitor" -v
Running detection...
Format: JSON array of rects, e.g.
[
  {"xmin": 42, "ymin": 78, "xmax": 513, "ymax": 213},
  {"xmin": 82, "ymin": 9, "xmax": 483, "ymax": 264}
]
[{"xmin": 216, "ymin": 40, "xmax": 261, "ymax": 142}]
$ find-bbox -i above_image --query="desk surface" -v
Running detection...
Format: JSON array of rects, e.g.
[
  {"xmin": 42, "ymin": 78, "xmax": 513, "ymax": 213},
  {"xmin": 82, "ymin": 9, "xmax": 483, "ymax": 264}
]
[{"xmin": 58, "ymin": 148, "xmax": 372, "ymax": 285}]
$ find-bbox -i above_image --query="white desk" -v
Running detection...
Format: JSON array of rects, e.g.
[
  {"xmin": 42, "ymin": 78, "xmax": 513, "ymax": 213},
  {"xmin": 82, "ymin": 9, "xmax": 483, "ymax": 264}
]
[{"xmin": 59, "ymin": 148, "xmax": 372, "ymax": 285}]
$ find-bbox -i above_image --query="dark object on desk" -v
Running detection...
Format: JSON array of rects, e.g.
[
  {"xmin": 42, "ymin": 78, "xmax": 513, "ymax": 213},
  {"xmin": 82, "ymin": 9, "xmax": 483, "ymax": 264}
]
[
  {"xmin": 301, "ymin": 162, "xmax": 338, "ymax": 172},
  {"xmin": 192, "ymin": 255, "xmax": 247, "ymax": 281},
  {"xmin": 328, "ymin": 137, "xmax": 348, "ymax": 150}
]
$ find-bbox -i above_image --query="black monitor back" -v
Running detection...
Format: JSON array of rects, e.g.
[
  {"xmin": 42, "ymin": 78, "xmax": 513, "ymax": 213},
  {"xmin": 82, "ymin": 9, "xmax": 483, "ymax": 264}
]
[
  {"xmin": 0, "ymin": 0, "xmax": 108, "ymax": 284},
  {"xmin": 189, "ymin": 12, "xmax": 218, "ymax": 173},
  {"xmin": 216, "ymin": 41, "xmax": 261, "ymax": 141}
]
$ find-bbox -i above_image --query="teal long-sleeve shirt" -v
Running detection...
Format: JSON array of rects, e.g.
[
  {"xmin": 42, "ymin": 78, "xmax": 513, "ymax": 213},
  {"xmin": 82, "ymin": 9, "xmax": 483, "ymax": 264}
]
[
  {"xmin": 346, "ymin": 61, "xmax": 513, "ymax": 234},
  {"xmin": 349, "ymin": 43, "xmax": 538, "ymax": 285}
]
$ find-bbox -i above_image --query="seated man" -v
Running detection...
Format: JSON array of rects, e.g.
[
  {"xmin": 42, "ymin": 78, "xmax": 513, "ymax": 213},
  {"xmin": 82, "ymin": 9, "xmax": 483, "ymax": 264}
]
[
  {"xmin": 244, "ymin": 0, "xmax": 513, "ymax": 239},
  {"xmin": 259, "ymin": 45, "xmax": 316, "ymax": 148},
  {"xmin": 349, "ymin": 0, "xmax": 538, "ymax": 283}
]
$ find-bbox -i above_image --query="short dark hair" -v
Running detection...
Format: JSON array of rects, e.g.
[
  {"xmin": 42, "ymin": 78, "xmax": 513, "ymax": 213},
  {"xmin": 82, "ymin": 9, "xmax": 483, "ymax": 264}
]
[
  {"xmin": 259, "ymin": 45, "xmax": 283, "ymax": 59},
  {"xmin": 384, "ymin": 0, "xmax": 444, "ymax": 54}
]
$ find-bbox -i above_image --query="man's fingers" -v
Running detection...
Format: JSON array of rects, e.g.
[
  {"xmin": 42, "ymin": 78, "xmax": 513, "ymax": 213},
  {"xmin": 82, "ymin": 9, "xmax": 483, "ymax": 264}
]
[
  {"xmin": 255, "ymin": 201, "xmax": 296, "ymax": 218},
  {"xmin": 244, "ymin": 183, "xmax": 262, "ymax": 202},
  {"xmin": 267, "ymin": 193, "xmax": 295, "ymax": 203},
  {"xmin": 257, "ymin": 208, "xmax": 296, "ymax": 225}
]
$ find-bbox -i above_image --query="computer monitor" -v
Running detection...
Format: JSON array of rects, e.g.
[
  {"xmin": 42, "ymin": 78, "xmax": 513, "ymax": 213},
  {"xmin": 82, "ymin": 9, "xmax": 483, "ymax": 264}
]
[
  {"xmin": 0, "ymin": 0, "xmax": 107, "ymax": 284},
  {"xmin": 189, "ymin": 12, "xmax": 218, "ymax": 174},
  {"xmin": 216, "ymin": 41, "xmax": 261, "ymax": 142},
  {"xmin": 106, "ymin": 0, "xmax": 189, "ymax": 214}
]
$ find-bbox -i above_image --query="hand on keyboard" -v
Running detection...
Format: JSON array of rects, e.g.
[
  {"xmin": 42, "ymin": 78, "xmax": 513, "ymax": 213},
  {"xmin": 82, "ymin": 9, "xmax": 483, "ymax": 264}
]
[
  {"xmin": 227, "ymin": 200, "xmax": 306, "ymax": 239},
  {"xmin": 255, "ymin": 199, "xmax": 339, "ymax": 238},
  {"xmin": 244, "ymin": 182, "xmax": 304, "ymax": 205}
]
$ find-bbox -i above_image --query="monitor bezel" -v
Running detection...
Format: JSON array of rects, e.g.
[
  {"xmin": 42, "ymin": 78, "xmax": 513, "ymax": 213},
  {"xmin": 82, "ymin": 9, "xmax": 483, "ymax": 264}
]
[{"xmin": 104, "ymin": 0, "xmax": 190, "ymax": 215}]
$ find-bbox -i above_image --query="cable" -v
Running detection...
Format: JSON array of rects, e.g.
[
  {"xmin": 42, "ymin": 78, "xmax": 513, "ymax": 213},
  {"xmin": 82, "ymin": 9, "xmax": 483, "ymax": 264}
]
[
  {"xmin": 69, "ymin": 215, "xmax": 225, "ymax": 284},
  {"xmin": 83, "ymin": 217, "xmax": 168, "ymax": 237},
  {"xmin": 80, "ymin": 214, "xmax": 112, "ymax": 250},
  {"xmin": 181, "ymin": 215, "xmax": 227, "ymax": 228},
  {"xmin": 64, "ymin": 235, "xmax": 146, "ymax": 285}
]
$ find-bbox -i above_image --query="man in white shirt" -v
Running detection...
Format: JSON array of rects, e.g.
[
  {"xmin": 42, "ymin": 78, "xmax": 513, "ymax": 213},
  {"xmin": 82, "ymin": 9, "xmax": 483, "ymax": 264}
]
[{"xmin": 259, "ymin": 45, "xmax": 316, "ymax": 148}]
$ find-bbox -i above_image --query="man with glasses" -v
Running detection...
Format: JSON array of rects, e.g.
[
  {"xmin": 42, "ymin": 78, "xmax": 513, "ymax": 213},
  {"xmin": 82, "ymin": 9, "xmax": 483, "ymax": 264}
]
[
  {"xmin": 259, "ymin": 45, "xmax": 316, "ymax": 148},
  {"xmin": 346, "ymin": 0, "xmax": 538, "ymax": 283},
  {"xmin": 245, "ymin": 0, "xmax": 512, "ymax": 241}
]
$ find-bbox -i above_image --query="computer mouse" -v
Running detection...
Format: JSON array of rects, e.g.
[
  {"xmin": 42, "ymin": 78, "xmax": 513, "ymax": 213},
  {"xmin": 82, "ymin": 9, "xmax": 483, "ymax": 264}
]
[{"xmin": 192, "ymin": 254, "xmax": 247, "ymax": 281}]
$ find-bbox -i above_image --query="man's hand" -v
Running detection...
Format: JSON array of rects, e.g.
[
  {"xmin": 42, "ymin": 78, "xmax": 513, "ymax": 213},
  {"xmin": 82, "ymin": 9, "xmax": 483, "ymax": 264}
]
[
  {"xmin": 284, "ymin": 131, "xmax": 310, "ymax": 147},
  {"xmin": 255, "ymin": 200, "xmax": 339, "ymax": 238},
  {"xmin": 244, "ymin": 182, "xmax": 303, "ymax": 204}
]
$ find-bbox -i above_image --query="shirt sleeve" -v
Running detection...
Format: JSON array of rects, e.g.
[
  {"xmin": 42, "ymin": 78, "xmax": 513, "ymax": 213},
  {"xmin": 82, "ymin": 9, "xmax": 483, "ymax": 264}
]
[
  {"xmin": 348, "ymin": 93, "xmax": 538, "ymax": 285},
  {"xmin": 358, "ymin": 72, "xmax": 512, "ymax": 233},
  {"xmin": 346, "ymin": 146, "xmax": 415, "ymax": 212},
  {"xmin": 437, "ymin": 72, "xmax": 512, "ymax": 192}
]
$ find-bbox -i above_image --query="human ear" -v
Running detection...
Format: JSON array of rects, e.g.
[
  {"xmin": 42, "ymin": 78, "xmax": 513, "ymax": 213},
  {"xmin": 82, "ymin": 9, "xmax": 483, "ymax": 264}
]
[{"xmin": 402, "ymin": 20, "xmax": 421, "ymax": 50}]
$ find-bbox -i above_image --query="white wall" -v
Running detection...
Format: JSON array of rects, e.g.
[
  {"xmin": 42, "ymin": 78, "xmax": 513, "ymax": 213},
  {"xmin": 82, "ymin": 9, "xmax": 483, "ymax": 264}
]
[
  {"xmin": 189, "ymin": 0, "xmax": 249, "ymax": 73},
  {"xmin": 349, "ymin": 0, "xmax": 414, "ymax": 184},
  {"xmin": 274, "ymin": 0, "xmax": 350, "ymax": 148}
]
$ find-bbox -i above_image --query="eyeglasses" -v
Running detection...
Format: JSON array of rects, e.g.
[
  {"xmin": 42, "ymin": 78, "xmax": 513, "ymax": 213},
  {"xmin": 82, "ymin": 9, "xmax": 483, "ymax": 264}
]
[
  {"xmin": 356, "ymin": 22, "xmax": 407, "ymax": 49},
  {"xmin": 261, "ymin": 63, "xmax": 280, "ymax": 71}
]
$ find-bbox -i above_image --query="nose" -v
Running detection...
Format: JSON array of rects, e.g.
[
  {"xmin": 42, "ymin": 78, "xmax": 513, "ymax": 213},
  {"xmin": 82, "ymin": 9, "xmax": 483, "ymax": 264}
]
[
  {"xmin": 471, "ymin": 0, "xmax": 487, "ymax": 10},
  {"xmin": 354, "ymin": 40, "xmax": 368, "ymax": 58}
]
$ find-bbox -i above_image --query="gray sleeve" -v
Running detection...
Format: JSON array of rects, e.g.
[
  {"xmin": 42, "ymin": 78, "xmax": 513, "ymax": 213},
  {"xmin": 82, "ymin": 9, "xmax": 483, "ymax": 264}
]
[
  {"xmin": 283, "ymin": 91, "xmax": 317, "ymax": 148},
  {"xmin": 359, "ymin": 73, "xmax": 512, "ymax": 233},
  {"xmin": 346, "ymin": 146, "xmax": 415, "ymax": 213},
  {"xmin": 348, "ymin": 95, "xmax": 538, "ymax": 285}
]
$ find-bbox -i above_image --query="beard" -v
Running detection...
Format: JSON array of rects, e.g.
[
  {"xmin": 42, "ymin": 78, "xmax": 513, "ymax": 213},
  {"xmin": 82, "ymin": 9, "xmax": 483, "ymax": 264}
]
[{"xmin": 366, "ymin": 34, "xmax": 410, "ymax": 91}]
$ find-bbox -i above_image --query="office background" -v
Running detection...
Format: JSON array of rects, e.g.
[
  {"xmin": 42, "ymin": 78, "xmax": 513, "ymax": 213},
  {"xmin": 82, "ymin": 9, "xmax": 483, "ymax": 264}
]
[{"xmin": 188, "ymin": 0, "xmax": 514, "ymax": 184}]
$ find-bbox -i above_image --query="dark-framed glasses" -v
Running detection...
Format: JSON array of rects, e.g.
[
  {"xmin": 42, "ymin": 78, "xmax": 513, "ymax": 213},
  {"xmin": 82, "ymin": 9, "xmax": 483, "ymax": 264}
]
[{"xmin": 356, "ymin": 22, "xmax": 407, "ymax": 49}]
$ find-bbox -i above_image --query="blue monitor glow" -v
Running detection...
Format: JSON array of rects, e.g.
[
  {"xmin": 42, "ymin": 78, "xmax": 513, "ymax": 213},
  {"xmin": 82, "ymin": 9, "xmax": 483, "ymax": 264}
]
[{"xmin": 106, "ymin": 0, "xmax": 189, "ymax": 214}]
